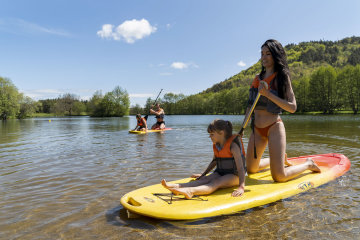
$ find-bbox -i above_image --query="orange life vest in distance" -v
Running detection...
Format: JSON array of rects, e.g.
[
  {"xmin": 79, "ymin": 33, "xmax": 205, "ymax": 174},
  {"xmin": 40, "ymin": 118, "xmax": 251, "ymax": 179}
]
[
  {"xmin": 213, "ymin": 134, "xmax": 245, "ymax": 158},
  {"xmin": 137, "ymin": 117, "xmax": 146, "ymax": 127}
]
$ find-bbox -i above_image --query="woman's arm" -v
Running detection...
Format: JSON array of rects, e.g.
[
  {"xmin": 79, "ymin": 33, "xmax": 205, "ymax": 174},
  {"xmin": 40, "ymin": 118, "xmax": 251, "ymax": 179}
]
[
  {"xmin": 231, "ymin": 143, "xmax": 245, "ymax": 197},
  {"xmin": 258, "ymin": 77, "xmax": 297, "ymax": 113}
]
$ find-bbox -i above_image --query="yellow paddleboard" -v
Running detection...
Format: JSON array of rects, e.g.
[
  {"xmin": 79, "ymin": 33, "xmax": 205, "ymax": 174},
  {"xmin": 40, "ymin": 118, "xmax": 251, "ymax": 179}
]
[
  {"xmin": 120, "ymin": 153, "xmax": 350, "ymax": 220},
  {"xmin": 128, "ymin": 128, "xmax": 172, "ymax": 134}
]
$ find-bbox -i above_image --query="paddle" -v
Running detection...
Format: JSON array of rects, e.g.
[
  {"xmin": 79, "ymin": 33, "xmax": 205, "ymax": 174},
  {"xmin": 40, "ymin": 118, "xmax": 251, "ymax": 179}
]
[
  {"xmin": 238, "ymin": 81, "xmax": 268, "ymax": 135},
  {"xmin": 237, "ymin": 81, "xmax": 268, "ymax": 159},
  {"xmin": 144, "ymin": 89, "xmax": 163, "ymax": 120}
]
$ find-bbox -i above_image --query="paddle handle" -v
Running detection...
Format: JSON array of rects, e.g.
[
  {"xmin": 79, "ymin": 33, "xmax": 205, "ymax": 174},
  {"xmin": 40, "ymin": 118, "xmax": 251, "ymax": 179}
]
[{"xmin": 152, "ymin": 89, "xmax": 163, "ymax": 107}]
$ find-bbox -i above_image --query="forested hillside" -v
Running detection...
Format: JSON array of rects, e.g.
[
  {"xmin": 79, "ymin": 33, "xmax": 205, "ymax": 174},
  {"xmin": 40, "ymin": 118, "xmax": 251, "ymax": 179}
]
[
  {"xmin": 2, "ymin": 37, "xmax": 360, "ymax": 119},
  {"xmin": 156, "ymin": 36, "xmax": 360, "ymax": 115}
]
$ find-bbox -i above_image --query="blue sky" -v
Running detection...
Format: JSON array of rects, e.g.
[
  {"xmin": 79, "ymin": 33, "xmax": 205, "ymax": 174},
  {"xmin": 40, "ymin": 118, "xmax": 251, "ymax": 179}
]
[{"xmin": 1, "ymin": 0, "xmax": 360, "ymax": 106}]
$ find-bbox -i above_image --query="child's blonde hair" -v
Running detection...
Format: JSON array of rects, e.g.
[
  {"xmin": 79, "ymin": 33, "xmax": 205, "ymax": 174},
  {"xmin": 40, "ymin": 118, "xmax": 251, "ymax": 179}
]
[{"xmin": 207, "ymin": 119, "xmax": 233, "ymax": 139}]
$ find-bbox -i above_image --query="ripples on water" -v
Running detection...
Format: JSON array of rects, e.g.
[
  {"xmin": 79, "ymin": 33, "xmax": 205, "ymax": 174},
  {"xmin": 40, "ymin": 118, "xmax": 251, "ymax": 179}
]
[{"xmin": 0, "ymin": 115, "xmax": 359, "ymax": 239}]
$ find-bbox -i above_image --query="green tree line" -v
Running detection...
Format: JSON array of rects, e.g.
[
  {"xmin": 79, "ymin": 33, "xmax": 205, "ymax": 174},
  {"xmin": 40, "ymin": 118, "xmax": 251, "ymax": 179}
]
[
  {"xmin": 0, "ymin": 77, "xmax": 41, "ymax": 120},
  {"xmin": 2, "ymin": 36, "xmax": 360, "ymax": 118},
  {"xmin": 0, "ymin": 78, "xmax": 130, "ymax": 120}
]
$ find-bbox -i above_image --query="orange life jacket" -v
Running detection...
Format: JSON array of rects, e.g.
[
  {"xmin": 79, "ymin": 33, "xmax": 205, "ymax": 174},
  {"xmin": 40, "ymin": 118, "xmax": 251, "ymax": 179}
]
[
  {"xmin": 213, "ymin": 134, "xmax": 245, "ymax": 158},
  {"xmin": 137, "ymin": 117, "xmax": 146, "ymax": 127},
  {"xmin": 212, "ymin": 134, "xmax": 245, "ymax": 176}
]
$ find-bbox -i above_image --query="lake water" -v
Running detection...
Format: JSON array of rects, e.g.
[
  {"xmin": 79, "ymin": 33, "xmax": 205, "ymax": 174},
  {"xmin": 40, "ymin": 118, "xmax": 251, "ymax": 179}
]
[{"xmin": 0, "ymin": 115, "xmax": 359, "ymax": 240}]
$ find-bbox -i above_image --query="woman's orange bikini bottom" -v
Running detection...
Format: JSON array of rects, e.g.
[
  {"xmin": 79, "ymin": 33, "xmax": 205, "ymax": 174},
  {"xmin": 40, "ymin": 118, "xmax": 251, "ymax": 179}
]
[{"xmin": 255, "ymin": 118, "xmax": 282, "ymax": 137}]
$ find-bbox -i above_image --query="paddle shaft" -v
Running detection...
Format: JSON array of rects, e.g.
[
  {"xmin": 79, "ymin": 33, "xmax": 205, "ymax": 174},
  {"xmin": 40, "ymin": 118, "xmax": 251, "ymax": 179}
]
[
  {"xmin": 238, "ymin": 92, "xmax": 261, "ymax": 135},
  {"xmin": 238, "ymin": 80, "xmax": 269, "ymax": 135},
  {"xmin": 152, "ymin": 89, "xmax": 163, "ymax": 107}
]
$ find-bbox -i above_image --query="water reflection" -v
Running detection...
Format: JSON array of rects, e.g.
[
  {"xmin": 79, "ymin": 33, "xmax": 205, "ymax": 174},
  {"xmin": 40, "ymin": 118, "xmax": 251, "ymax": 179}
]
[{"xmin": 0, "ymin": 115, "xmax": 359, "ymax": 240}]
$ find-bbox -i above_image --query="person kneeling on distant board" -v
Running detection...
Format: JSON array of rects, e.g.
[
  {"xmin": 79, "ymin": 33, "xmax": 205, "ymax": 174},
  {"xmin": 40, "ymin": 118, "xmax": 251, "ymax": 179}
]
[
  {"xmin": 150, "ymin": 103, "xmax": 165, "ymax": 130},
  {"xmin": 161, "ymin": 119, "xmax": 246, "ymax": 199},
  {"xmin": 133, "ymin": 114, "xmax": 147, "ymax": 132}
]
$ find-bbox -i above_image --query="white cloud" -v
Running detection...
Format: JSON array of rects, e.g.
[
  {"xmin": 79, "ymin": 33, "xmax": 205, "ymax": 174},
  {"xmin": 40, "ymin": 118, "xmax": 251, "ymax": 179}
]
[
  {"xmin": 97, "ymin": 19, "xmax": 157, "ymax": 43},
  {"xmin": 237, "ymin": 61, "xmax": 246, "ymax": 67},
  {"xmin": 171, "ymin": 62, "xmax": 188, "ymax": 69},
  {"xmin": 96, "ymin": 24, "xmax": 115, "ymax": 39},
  {"xmin": 170, "ymin": 62, "xmax": 198, "ymax": 70}
]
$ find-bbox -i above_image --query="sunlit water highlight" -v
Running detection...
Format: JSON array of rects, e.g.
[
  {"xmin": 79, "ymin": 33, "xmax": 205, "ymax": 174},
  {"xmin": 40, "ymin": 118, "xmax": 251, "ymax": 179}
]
[{"xmin": 0, "ymin": 115, "xmax": 359, "ymax": 239}]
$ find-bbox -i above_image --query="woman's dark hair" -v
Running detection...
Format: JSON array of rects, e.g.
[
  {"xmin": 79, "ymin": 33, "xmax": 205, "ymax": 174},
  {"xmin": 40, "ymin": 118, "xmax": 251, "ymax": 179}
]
[
  {"xmin": 207, "ymin": 119, "xmax": 233, "ymax": 139},
  {"xmin": 136, "ymin": 114, "xmax": 141, "ymax": 119},
  {"xmin": 260, "ymin": 39, "xmax": 290, "ymax": 99}
]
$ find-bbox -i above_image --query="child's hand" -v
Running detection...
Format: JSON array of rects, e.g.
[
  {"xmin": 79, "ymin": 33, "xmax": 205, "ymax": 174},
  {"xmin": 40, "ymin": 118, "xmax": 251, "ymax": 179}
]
[
  {"xmin": 231, "ymin": 186, "xmax": 244, "ymax": 197},
  {"xmin": 190, "ymin": 173, "xmax": 201, "ymax": 179}
]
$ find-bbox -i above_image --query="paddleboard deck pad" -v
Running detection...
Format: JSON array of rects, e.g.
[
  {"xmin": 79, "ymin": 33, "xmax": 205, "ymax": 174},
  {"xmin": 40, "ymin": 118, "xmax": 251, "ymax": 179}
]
[
  {"xmin": 129, "ymin": 128, "xmax": 172, "ymax": 134},
  {"xmin": 120, "ymin": 153, "xmax": 350, "ymax": 220}
]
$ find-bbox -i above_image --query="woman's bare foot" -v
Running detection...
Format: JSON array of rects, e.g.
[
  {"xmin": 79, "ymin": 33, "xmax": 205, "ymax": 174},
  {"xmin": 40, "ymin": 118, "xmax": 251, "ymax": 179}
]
[
  {"xmin": 307, "ymin": 158, "xmax": 321, "ymax": 173},
  {"xmin": 168, "ymin": 187, "xmax": 193, "ymax": 199},
  {"xmin": 161, "ymin": 179, "xmax": 179, "ymax": 189},
  {"xmin": 285, "ymin": 153, "xmax": 293, "ymax": 166}
]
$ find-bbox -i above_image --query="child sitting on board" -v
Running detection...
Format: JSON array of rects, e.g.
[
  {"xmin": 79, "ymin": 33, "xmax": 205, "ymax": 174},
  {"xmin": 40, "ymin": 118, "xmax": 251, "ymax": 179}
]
[
  {"xmin": 133, "ymin": 114, "xmax": 147, "ymax": 132},
  {"xmin": 161, "ymin": 119, "xmax": 246, "ymax": 199}
]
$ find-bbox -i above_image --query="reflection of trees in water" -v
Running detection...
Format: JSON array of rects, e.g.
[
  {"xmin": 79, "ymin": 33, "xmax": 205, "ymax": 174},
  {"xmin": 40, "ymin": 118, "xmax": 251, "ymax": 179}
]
[{"xmin": 0, "ymin": 120, "xmax": 21, "ymax": 144}]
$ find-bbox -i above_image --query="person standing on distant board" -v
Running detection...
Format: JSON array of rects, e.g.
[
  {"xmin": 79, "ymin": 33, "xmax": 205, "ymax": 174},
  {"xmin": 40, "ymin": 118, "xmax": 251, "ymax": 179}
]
[
  {"xmin": 243, "ymin": 39, "xmax": 321, "ymax": 182},
  {"xmin": 150, "ymin": 103, "xmax": 166, "ymax": 130}
]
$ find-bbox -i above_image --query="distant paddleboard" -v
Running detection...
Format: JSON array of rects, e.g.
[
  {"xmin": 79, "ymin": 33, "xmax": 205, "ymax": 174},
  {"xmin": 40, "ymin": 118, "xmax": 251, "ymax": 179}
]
[
  {"xmin": 128, "ymin": 128, "xmax": 173, "ymax": 134},
  {"xmin": 120, "ymin": 153, "xmax": 350, "ymax": 220}
]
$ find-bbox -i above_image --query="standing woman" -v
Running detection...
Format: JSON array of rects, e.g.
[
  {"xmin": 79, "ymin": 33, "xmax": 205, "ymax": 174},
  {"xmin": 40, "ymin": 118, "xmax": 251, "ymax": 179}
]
[{"xmin": 245, "ymin": 39, "xmax": 320, "ymax": 182}]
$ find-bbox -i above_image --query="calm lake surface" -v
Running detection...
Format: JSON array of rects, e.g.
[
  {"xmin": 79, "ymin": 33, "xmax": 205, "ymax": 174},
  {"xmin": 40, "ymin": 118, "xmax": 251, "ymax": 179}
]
[{"xmin": 0, "ymin": 115, "xmax": 359, "ymax": 240}]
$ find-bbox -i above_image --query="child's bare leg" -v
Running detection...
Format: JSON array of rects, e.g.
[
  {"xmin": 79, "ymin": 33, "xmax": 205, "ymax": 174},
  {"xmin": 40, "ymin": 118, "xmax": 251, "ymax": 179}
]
[
  {"xmin": 161, "ymin": 179, "xmax": 179, "ymax": 189},
  {"xmin": 168, "ymin": 187, "xmax": 194, "ymax": 199},
  {"xmin": 162, "ymin": 174, "xmax": 218, "ymax": 189},
  {"xmin": 167, "ymin": 174, "xmax": 238, "ymax": 199}
]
